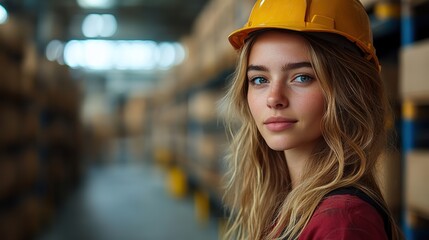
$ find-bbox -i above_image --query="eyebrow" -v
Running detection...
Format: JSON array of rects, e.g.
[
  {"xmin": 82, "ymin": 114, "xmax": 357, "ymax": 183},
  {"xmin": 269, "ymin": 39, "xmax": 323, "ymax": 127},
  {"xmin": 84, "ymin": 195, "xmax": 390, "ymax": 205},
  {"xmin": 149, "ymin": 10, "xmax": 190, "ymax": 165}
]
[
  {"xmin": 282, "ymin": 62, "xmax": 312, "ymax": 71},
  {"xmin": 247, "ymin": 65, "xmax": 268, "ymax": 72},
  {"xmin": 247, "ymin": 61, "xmax": 313, "ymax": 73}
]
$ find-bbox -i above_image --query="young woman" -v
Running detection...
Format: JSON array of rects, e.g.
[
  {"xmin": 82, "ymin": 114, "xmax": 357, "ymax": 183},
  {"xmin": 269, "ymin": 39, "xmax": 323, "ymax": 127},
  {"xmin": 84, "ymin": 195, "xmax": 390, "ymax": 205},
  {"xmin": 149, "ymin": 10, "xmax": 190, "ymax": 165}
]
[{"xmin": 221, "ymin": 0, "xmax": 403, "ymax": 239}]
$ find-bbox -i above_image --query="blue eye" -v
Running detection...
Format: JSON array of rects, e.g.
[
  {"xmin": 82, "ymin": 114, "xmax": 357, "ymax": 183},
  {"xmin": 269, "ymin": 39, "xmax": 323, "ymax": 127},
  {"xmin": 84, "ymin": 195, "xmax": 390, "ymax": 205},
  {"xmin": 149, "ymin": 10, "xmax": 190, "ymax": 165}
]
[
  {"xmin": 294, "ymin": 75, "xmax": 313, "ymax": 83},
  {"xmin": 250, "ymin": 77, "xmax": 268, "ymax": 85}
]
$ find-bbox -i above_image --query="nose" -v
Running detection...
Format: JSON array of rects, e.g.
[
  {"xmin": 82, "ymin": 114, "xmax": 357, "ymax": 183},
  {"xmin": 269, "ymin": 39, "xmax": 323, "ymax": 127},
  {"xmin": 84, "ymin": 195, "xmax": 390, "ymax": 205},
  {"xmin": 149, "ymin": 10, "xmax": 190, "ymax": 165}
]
[{"xmin": 267, "ymin": 83, "xmax": 288, "ymax": 109}]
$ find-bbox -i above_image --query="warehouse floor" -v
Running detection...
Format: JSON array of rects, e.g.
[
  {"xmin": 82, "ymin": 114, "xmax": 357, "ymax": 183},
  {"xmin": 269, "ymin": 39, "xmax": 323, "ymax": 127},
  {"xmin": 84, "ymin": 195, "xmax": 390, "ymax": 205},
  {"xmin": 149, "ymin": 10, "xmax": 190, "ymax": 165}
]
[{"xmin": 36, "ymin": 139, "xmax": 220, "ymax": 240}]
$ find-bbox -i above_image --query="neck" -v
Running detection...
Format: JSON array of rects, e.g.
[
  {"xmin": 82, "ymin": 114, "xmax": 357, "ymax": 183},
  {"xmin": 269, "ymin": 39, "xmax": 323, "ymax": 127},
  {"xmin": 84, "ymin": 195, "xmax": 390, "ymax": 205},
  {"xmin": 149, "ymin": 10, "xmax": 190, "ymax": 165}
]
[{"xmin": 284, "ymin": 145, "xmax": 315, "ymax": 189}]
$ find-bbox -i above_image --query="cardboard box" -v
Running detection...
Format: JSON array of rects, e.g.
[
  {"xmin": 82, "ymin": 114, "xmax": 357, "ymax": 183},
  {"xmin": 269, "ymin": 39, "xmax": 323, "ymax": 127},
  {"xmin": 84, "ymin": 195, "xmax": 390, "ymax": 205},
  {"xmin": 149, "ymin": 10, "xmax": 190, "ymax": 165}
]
[
  {"xmin": 188, "ymin": 91, "xmax": 220, "ymax": 123},
  {"xmin": 0, "ymin": 16, "xmax": 28, "ymax": 55},
  {"xmin": 400, "ymin": 39, "xmax": 429, "ymax": 101},
  {"xmin": 406, "ymin": 151, "xmax": 429, "ymax": 218}
]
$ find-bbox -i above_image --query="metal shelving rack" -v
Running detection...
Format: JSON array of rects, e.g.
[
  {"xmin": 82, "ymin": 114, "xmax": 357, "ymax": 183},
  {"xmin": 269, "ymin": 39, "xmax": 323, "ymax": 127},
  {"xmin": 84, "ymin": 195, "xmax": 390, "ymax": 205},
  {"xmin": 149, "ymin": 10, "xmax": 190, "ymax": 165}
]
[
  {"xmin": 399, "ymin": 0, "xmax": 429, "ymax": 239},
  {"xmin": 0, "ymin": 16, "xmax": 83, "ymax": 240}
]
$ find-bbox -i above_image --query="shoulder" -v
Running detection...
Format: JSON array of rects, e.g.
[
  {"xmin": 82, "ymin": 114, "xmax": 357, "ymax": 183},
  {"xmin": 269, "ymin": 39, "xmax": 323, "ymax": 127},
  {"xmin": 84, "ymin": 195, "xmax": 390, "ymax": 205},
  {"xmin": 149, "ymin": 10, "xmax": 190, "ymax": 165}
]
[{"xmin": 299, "ymin": 194, "xmax": 388, "ymax": 240}]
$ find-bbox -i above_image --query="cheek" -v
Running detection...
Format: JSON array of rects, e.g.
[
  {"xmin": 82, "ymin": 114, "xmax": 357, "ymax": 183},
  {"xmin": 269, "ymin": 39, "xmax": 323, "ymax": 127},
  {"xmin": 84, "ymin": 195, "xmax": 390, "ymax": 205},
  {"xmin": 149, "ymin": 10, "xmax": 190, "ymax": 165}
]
[
  {"xmin": 247, "ymin": 91, "xmax": 259, "ymax": 118},
  {"xmin": 302, "ymin": 91, "xmax": 325, "ymax": 121},
  {"xmin": 247, "ymin": 92, "xmax": 268, "ymax": 129}
]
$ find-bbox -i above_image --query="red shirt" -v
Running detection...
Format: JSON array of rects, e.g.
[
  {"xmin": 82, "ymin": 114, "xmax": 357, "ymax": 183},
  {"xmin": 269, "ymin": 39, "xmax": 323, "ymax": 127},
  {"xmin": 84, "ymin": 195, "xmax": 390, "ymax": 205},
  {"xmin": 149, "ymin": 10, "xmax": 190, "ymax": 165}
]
[{"xmin": 299, "ymin": 194, "xmax": 388, "ymax": 240}]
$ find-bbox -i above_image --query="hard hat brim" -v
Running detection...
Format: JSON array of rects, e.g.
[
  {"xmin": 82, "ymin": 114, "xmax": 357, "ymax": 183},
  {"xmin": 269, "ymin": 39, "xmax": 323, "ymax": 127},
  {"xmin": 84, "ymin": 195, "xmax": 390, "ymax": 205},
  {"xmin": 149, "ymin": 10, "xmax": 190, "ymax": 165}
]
[{"xmin": 228, "ymin": 25, "xmax": 380, "ymax": 71}]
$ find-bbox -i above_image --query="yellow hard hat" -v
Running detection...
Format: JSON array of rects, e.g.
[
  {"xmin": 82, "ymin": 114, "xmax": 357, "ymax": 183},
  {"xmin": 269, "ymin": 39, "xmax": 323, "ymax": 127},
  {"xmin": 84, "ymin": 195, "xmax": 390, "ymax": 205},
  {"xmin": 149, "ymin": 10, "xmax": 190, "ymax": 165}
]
[{"xmin": 228, "ymin": 0, "xmax": 379, "ymax": 70}]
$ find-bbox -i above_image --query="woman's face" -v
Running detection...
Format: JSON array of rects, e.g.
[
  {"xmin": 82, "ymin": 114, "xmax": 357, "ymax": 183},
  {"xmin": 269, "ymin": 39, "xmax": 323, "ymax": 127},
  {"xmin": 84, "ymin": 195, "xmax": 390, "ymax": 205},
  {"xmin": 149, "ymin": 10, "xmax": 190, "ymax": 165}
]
[{"xmin": 247, "ymin": 31, "xmax": 325, "ymax": 152}]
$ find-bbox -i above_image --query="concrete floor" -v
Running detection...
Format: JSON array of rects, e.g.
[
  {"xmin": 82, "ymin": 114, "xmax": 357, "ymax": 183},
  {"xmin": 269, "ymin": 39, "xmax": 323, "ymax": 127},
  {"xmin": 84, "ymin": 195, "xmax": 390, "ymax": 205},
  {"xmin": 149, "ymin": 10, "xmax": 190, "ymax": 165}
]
[{"xmin": 37, "ymin": 159, "xmax": 220, "ymax": 240}]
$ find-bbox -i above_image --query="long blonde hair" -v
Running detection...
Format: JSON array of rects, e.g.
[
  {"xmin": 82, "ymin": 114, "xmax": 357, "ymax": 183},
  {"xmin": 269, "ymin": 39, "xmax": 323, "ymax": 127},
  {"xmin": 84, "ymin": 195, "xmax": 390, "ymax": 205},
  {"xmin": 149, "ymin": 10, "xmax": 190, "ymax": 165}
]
[{"xmin": 220, "ymin": 30, "xmax": 402, "ymax": 239}]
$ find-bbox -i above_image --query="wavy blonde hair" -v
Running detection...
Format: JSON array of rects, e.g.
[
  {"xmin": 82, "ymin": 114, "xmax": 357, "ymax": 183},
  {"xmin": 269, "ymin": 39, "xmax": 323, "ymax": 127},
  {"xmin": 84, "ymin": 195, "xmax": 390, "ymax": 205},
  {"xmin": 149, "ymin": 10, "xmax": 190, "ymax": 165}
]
[{"xmin": 220, "ymin": 30, "xmax": 402, "ymax": 240}]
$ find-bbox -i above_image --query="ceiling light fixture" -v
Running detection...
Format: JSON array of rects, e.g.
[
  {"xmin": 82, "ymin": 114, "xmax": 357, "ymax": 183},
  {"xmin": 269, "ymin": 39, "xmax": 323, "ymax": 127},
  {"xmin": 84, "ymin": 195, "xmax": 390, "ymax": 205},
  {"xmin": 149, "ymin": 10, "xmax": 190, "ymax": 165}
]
[
  {"xmin": 77, "ymin": 0, "xmax": 115, "ymax": 9},
  {"xmin": 0, "ymin": 4, "xmax": 8, "ymax": 24},
  {"xmin": 82, "ymin": 14, "xmax": 117, "ymax": 38}
]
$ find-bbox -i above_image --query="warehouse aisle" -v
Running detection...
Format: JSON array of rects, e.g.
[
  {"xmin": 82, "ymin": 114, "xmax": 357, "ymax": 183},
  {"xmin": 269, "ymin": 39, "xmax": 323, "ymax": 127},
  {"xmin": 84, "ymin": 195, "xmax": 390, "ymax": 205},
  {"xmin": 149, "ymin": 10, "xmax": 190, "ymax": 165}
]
[{"xmin": 37, "ymin": 140, "xmax": 220, "ymax": 240}]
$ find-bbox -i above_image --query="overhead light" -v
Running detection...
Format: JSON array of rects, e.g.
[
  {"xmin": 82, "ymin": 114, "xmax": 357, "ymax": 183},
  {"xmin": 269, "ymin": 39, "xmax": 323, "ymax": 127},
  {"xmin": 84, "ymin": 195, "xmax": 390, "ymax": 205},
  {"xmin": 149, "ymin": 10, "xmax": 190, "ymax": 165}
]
[
  {"xmin": 45, "ymin": 40, "xmax": 64, "ymax": 63},
  {"xmin": 63, "ymin": 40, "xmax": 186, "ymax": 71},
  {"xmin": 158, "ymin": 42, "xmax": 176, "ymax": 69},
  {"xmin": 0, "ymin": 4, "xmax": 8, "ymax": 24},
  {"xmin": 82, "ymin": 14, "xmax": 117, "ymax": 38},
  {"xmin": 77, "ymin": 0, "xmax": 115, "ymax": 9}
]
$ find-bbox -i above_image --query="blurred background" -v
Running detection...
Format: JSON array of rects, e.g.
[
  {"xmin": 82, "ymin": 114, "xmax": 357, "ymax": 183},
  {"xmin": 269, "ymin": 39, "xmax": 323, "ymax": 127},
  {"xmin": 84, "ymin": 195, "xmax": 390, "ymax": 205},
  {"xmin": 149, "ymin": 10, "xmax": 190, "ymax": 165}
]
[{"xmin": 0, "ymin": 0, "xmax": 428, "ymax": 239}]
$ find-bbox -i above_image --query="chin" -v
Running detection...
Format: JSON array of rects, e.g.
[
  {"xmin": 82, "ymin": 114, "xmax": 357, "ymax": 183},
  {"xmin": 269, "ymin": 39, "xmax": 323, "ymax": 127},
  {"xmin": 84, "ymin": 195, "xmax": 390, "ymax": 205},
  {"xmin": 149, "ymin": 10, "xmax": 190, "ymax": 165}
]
[
  {"xmin": 270, "ymin": 147, "xmax": 287, "ymax": 151},
  {"xmin": 265, "ymin": 142, "xmax": 291, "ymax": 151}
]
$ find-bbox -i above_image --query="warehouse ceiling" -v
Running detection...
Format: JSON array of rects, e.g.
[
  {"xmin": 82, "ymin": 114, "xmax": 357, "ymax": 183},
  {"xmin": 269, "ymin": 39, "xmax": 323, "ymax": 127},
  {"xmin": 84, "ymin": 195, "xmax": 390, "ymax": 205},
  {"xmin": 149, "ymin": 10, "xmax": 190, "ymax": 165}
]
[{"xmin": 2, "ymin": 0, "xmax": 210, "ymax": 42}]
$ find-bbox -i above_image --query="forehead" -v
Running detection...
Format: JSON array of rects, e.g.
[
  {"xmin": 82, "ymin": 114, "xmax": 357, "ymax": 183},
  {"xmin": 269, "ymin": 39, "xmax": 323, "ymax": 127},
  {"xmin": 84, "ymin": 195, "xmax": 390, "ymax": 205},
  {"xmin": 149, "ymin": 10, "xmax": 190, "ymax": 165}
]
[
  {"xmin": 252, "ymin": 30, "xmax": 309, "ymax": 45},
  {"xmin": 249, "ymin": 30, "xmax": 311, "ymax": 62}
]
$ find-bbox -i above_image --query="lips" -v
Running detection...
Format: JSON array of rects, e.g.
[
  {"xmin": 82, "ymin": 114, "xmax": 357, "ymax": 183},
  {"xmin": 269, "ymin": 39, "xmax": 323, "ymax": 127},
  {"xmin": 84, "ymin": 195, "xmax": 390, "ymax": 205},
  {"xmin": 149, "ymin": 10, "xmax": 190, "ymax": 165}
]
[{"xmin": 264, "ymin": 117, "xmax": 297, "ymax": 131}]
